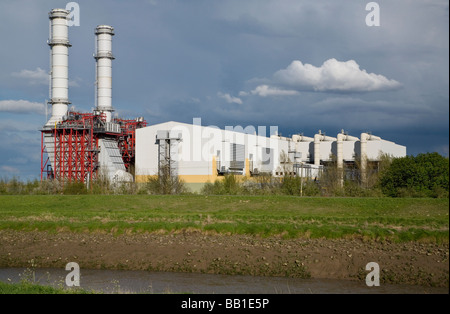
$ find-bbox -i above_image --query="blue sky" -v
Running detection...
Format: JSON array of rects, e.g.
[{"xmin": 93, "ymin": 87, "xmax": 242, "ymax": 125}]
[{"xmin": 0, "ymin": 0, "xmax": 448, "ymax": 180}]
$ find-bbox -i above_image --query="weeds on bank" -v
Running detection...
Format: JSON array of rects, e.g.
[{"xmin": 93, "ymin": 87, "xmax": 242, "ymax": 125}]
[{"xmin": 0, "ymin": 259, "xmax": 92, "ymax": 294}]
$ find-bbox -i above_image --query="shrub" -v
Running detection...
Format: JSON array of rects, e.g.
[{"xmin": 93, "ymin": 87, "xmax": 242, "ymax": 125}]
[
  {"xmin": 379, "ymin": 152, "xmax": 449, "ymax": 198},
  {"xmin": 201, "ymin": 174, "xmax": 242, "ymax": 195},
  {"xmin": 62, "ymin": 181, "xmax": 88, "ymax": 195},
  {"xmin": 36, "ymin": 179, "xmax": 63, "ymax": 195},
  {"xmin": 241, "ymin": 174, "xmax": 281, "ymax": 195},
  {"xmin": 281, "ymin": 175, "xmax": 302, "ymax": 196},
  {"xmin": 301, "ymin": 180, "xmax": 321, "ymax": 196},
  {"xmin": 0, "ymin": 178, "xmax": 7, "ymax": 195},
  {"xmin": 343, "ymin": 180, "xmax": 382, "ymax": 197},
  {"xmin": 222, "ymin": 174, "xmax": 242, "ymax": 195},
  {"xmin": 146, "ymin": 170, "xmax": 187, "ymax": 195}
]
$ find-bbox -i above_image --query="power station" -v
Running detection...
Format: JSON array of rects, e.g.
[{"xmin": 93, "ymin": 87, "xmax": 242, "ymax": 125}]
[
  {"xmin": 41, "ymin": 9, "xmax": 146, "ymax": 185},
  {"xmin": 40, "ymin": 9, "xmax": 406, "ymax": 192}
]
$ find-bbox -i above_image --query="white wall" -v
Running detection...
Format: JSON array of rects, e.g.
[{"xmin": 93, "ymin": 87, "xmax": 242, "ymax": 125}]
[
  {"xmin": 380, "ymin": 140, "xmax": 407, "ymax": 158},
  {"xmin": 364, "ymin": 140, "xmax": 407, "ymax": 160},
  {"xmin": 136, "ymin": 122, "xmax": 408, "ymax": 179},
  {"xmin": 343, "ymin": 141, "xmax": 358, "ymax": 161},
  {"xmin": 136, "ymin": 121, "xmax": 293, "ymax": 177},
  {"xmin": 295, "ymin": 141, "xmax": 313, "ymax": 163}
]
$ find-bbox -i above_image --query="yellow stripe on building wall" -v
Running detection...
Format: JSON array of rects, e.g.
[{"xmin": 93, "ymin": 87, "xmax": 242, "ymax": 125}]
[
  {"xmin": 136, "ymin": 157, "xmax": 250, "ymax": 184},
  {"xmin": 135, "ymin": 175, "xmax": 157, "ymax": 183},
  {"xmin": 136, "ymin": 175, "xmax": 224, "ymax": 184},
  {"xmin": 245, "ymin": 158, "xmax": 250, "ymax": 177}
]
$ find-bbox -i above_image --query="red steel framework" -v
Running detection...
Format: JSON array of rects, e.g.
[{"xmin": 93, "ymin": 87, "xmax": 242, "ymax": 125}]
[
  {"xmin": 41, "ymin": 112, "xmax": 147, "ymax": 182},
  {"xmin": 114, "ymin": 118, "xmax": 147, "ymax": 170}
]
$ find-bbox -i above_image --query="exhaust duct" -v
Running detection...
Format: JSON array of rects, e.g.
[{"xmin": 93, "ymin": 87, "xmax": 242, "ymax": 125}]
[
  {"xmin": 46, "ymin": 9, "xmax": 71, "ymax": 126},
  {"xmin": 95, "ymin": 25, "xmax": 115, "ymax": 122}
]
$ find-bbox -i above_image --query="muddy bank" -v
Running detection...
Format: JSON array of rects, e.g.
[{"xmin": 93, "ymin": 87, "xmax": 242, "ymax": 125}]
[{"xmin": 0, "ymin": 230, "xmax": 448, "ymax": 287}]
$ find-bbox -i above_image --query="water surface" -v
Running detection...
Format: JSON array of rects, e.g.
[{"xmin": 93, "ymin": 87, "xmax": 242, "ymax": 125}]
[{"xmin": 0, "ymin": 268, "xmax": 446, "ymax": 294}]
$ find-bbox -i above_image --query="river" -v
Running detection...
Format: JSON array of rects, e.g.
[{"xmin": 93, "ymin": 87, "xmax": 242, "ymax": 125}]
[{"xmin": 0, "ymin": 268, "xmax": 446, "ymax": 294}]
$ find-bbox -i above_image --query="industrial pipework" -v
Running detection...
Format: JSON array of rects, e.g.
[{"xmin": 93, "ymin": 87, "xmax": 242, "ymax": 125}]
[
  {"xmin": 292, "ymin": 134, "xmax": 315, "ymax": 142},
  {"xmin": 95, "ymin": 25, "xmax": 115, "ymax": 123},
  {"xmin": 314, "ymin": 131, "xmax": 336, "ymax": 166},
  {"xmin": 46, "ymin": 9, "xmax": 71, "ymax": 126},
  {"xmin": 337, "ymin": 130, "xmax": 359, "ymax": 170},
  {"xmin": 336, "ymin": 130, "xmax": 359, "ymax": 186},
  {"xmin": 360, "ymin": 132, "xmax": 382, "ymax": 185}
]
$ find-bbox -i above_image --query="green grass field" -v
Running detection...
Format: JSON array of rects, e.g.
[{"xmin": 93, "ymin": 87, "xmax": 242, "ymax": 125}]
[{"xmin": 0, "ymin": 195, "xmax": 448, "ymax": 242}]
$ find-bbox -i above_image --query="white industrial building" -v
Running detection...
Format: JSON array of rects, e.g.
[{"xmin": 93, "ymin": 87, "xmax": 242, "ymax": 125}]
[{"xmin": 135, "ymin": 121, "xmax": 406, "ymax": 191}]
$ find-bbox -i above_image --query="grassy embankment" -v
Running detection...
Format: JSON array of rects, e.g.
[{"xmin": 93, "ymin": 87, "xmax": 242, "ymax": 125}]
[
  {"xmin": 0, "ymin": 281, "xmax": 92, "ymax": 294},
  {"xmin": 0, "ymin": 195, "xmax": 448, "ymax": 242}
]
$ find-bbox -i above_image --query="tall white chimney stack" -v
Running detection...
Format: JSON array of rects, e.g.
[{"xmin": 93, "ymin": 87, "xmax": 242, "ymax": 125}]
[
  {"xmin": 47, "ymin": 9, "xmax": 71, "ymax": 126},
  {"xmin": 95, "ymin": 25, "xmax": 115, "ymax": 122}
]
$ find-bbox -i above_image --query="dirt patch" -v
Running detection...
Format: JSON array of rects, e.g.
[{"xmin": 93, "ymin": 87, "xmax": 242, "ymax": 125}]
[{"xmin": 0, "ymin": 230, "xmax": 448, "ymax": 287}]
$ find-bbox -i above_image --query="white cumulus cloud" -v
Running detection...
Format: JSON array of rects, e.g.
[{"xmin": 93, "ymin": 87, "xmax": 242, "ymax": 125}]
[
  {"xmin": 69, "ymin": 77, "xmax": 82, "ymax": 87},
  {"xmin": 1, "ymin": 165, "xmax": 20, "ymax": 174},
  {"xmin": 274, "ymin": 58, "xmax": 402, "ymax": 92},
  {"xmin": 218, "ymin": 92, "xmax": 243, "ymax": 105},
  {"xmin": 0, "ymin": 100, "xmax": 46, "ymax": 115},
  {"xmin": 11, "ymin": 68, "xmax": 81, "ymax": 87},
  {"xmin": 248, "ymin": 85, "xmax": 300, "ymax": 97},
  {"xmin": 12, "ymin": 67, "xmax": 48, "ymax": 85}
]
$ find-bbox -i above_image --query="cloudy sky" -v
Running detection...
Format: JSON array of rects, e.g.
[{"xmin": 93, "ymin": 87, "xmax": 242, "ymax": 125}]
[{"xmin": 0, "ymin": 0, "xmax": 448, "ymax": 180}]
